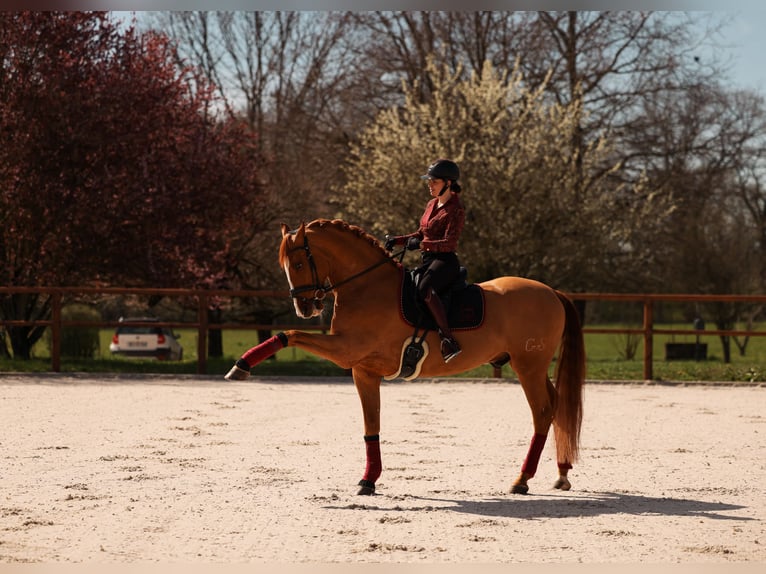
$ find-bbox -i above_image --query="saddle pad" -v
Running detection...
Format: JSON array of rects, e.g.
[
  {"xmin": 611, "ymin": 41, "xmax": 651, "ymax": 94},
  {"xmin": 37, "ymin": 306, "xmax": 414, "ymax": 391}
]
[{"xmin": 398, "ymin": 269, "xmax": 485, "ymax": 331}]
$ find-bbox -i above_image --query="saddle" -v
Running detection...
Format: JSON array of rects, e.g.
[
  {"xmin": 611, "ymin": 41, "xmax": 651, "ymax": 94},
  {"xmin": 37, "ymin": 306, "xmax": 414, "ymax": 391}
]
[
  {"xmin": 400, "ymin": 266, "xmax": 485, "ymax": 331},
  {"xmin": 385, "ymin": 266, "xmax": 485, "ymax": 381}
]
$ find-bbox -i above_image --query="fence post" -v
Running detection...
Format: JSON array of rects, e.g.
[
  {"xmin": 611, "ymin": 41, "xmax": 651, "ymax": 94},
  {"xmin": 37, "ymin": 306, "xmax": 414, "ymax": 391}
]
[
  {"xmin": 642, "ymin": 299, "xmax": 653, "ymax": 380},
  {"xmin": 51, "ymin": 292, "xmax": 62, "ymax": 372},
  {"xmin": 197, "ymin": 293, "xmax": 208, "ymax": 375}
]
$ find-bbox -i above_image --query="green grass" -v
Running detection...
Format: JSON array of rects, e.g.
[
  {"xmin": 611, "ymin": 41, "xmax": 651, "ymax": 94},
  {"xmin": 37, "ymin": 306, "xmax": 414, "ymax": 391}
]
[
  {"xmin": 583, "ymin": 327, "xmax": 766, "ymax": 383},
  {"xmin": 2, "ymin": 325, "xmax": 765, "ymax": 382}
]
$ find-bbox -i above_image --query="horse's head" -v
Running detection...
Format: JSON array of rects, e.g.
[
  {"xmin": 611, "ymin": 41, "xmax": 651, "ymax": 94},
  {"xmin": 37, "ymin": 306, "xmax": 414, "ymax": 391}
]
[
  {"xmin": 279, "ymin": 219, "xmax": 398, "ymax": 320},
  {"xmin": 280, "ymin": 221, "xmax": 328, "ymax": 319}
]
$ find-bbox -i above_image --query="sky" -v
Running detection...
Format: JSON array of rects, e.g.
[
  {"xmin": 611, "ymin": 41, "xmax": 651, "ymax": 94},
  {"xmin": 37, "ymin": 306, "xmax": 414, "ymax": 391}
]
[
  {"xmin": 107, "ymin": 6, "xmax": 766, "ymax": 97},
  {"xmin": 102, "ymin": 6, "xmax": 766, "ymax": 100},
  {"xmin": 720, "ymin": 8, "xmax": 766, "ymax": 93}
]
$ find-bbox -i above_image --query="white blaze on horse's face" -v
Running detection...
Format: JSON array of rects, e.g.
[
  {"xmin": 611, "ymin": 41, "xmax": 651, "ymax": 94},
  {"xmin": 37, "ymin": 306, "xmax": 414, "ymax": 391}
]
[{"xmin": 284, "ymin": 259, "xmax": 307, "ymax": 319}]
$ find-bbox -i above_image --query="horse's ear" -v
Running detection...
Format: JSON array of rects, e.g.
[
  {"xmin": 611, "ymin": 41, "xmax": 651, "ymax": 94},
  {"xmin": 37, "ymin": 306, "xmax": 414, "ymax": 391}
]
[
  {"xmin": 280, "ymin": 222, "xmax": 304, "ymax": 241},
  {"xmin": 293, "ymin": 221, "xmax": 306, "ymax": 242}
]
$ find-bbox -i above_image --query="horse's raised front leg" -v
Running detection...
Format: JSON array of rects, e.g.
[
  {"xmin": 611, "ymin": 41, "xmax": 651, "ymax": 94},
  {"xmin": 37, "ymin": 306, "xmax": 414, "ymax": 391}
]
[
  {"xmin": 224, "ymin": 330, "xmax": 356, "ymax": 380},
  {"xmin": 352, "ymin": 367, "xmax": 382, "ymax": 496},
  {"xmin": 225, "ymin": 332, "xmax": 288, "ymax": 379}
]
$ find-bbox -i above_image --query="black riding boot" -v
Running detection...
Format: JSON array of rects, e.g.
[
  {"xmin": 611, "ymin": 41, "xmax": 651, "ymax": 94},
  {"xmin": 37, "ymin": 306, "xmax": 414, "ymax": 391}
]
[{"xmin": 424, "ymin": 289, "xmax": 462, "ymax": 362}]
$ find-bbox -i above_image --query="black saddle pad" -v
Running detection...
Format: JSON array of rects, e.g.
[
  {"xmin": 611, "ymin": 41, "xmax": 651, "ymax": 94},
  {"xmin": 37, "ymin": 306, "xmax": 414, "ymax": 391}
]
[{"xmin": 398, "ymin": 269, "xmax": 485, "ymax": 331}]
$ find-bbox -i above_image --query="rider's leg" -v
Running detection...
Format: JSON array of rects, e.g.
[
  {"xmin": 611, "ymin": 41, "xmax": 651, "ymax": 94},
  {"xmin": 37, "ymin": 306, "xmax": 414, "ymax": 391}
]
[
  {"xmin": 418, "ymin": 258, "xmax": 461, "ymax": 362},
  {"xmin": 423, "ymin": 288, "xmax": 461, "ymax": 362}
]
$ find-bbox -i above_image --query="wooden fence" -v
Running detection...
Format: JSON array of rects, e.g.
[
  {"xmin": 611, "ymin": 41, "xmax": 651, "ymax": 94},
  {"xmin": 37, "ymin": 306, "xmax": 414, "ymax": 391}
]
[{"xmin": 1, "ymin": 287, "xmax": 766, "ymax": 379}]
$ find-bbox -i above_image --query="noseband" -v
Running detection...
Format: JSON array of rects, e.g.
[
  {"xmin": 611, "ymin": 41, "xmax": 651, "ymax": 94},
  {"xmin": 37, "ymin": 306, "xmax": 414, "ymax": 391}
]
[{"xmin": 286, "ymin": 230, "xmax": 394, "ymax": 308}]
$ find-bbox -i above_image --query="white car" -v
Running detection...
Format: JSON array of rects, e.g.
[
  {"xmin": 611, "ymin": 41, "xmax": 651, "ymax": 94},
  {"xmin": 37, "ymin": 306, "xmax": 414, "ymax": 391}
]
[{"xmin": 109, "ymin": 317, "xmax": 183, "ymax": 361}]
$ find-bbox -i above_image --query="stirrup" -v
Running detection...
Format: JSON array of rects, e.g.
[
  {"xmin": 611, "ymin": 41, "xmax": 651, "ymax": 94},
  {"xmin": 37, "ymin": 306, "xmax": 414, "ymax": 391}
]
[{"xmin": 440, "ymin": 337, "xmax": 461, "ymax": 363}]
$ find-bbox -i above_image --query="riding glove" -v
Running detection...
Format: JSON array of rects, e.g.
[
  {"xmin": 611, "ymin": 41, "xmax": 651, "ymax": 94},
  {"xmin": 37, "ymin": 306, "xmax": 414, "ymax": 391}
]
[{"xmin": 406, "ymin": 236, "xmax": 421, "ymax": 251}]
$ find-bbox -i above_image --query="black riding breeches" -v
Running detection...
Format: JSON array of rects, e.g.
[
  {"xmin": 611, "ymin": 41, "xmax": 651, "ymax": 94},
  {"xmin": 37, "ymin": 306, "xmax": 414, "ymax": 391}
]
[{"xmin": 415, "ymin": 252, "xmax": 460, "ymax": 299}]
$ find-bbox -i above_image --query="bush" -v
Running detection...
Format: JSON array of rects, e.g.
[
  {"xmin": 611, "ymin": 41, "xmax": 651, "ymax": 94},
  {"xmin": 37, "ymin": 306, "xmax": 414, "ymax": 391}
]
[{"xmin": 45, "ymin": 303, "xmax": 101, "ymax": 359}]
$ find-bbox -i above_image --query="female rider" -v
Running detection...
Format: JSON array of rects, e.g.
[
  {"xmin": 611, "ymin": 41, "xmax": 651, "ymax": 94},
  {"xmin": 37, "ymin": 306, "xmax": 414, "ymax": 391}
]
[{"xmin": 385, "ymin": 159, "xmax": 465, "ymax": 363}]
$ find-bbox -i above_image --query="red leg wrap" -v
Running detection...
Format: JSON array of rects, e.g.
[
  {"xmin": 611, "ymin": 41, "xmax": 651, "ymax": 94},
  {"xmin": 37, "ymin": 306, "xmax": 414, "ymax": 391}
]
[
  {"xmin": 362, "ymin": 435, "xmax": 382, "ymax": 483},
  {"xmin": 242, "ymin": 332, "xmax": 287, "ymax": 367},
  {"xmin": 521, "ymin": 433, "xmax": 548, "ymax": 478}
]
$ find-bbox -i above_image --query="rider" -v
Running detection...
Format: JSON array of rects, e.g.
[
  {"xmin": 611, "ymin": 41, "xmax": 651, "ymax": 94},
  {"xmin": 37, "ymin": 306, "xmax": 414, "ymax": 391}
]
[{"xmin": 385, "ymin": 159, "xmax": 465, "ymax": 363}]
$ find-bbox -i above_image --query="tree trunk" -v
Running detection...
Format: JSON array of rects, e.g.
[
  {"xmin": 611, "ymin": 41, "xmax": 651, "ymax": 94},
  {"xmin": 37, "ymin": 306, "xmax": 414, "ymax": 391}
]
[
  {"xmin": 0, "ymin": 331, "xmax": 10, "ymax": 358},
  {"xmin": 733, "ymin": 335, "xmax": 750, "ymax": 357},
  {"xmin": 9, "ymin": 326, "xmax": 34, "ymax": 359},
  {"xmin": 719, "ymin": 334, "xmax": 731, "ymax": 364},
  {"xmin": 208, "ymin": 307, "xmax": 223, "ymax": 358}
]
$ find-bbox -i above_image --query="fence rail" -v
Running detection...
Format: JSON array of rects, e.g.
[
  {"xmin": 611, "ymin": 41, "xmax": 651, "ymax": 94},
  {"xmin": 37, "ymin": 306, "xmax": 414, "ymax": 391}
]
[{"xmin": 1, "ymin": 287, "xmax": 765, "ymax": 379}]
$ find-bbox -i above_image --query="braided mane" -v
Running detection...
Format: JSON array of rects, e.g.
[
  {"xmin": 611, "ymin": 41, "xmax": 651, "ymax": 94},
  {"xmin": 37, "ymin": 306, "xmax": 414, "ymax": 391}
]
[{"xmin": 308, "ymin": 219, "xmax": 391, "ymax": 258}]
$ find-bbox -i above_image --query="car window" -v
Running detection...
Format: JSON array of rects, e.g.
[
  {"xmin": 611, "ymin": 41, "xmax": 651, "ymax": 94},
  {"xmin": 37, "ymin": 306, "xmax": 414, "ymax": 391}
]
[{"xmin": 117, "ymin": 326, "xmax": 160, "ymax": 335}]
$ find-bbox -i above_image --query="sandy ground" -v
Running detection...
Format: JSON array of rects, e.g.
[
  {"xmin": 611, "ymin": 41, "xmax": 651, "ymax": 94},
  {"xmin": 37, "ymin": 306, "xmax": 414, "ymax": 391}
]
[{"xmin": 0, "ymin": 373, "xmax": 764, "ymax": 565}]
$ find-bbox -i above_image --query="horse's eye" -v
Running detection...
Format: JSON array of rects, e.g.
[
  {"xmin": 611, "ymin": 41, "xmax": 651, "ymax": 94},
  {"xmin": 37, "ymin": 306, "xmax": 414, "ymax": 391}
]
[{"xmin": 294, "ymin": 262, "xmax": 303, "ymax": 271}]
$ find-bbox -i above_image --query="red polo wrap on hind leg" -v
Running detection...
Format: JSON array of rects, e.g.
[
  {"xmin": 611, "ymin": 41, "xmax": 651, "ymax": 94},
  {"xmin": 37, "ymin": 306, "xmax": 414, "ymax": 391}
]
[
  {"xmin": 362, "ymin": 435, "xmax": 382, "ymax": 483},
  {"xmin": 242, "ymin": 332, "xmax": 287, "ymax": 367},
  {"xmin": 521, "ymin": 432, "xmax": 548, "ymax": 478}
]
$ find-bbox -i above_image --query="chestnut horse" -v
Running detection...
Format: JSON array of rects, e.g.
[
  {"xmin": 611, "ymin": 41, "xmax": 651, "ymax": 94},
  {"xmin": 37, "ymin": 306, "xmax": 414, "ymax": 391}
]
[{"xmin": 225, "ymin": 218, "xmax": 585, "ymax": 496}]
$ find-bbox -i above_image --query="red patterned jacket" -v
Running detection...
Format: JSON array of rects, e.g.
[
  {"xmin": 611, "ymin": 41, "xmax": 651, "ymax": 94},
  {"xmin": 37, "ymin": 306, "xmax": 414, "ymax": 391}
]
[{"xmin": 402, "ymin": 194, "xmax": 465, "ymax": 253}]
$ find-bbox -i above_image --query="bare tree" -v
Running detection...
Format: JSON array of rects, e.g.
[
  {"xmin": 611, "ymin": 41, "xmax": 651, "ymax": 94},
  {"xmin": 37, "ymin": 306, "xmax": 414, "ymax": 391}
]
[
  {"xmin": 348, "ymin": 11, "xmax": 528, "ymax": 109},
  {"xmin": 622, "ymin": 79, "xmax": 766, "ymax": 360},
  {"xmin": 146, "ymin": 12, "xmax": 360, "ymax": 292},
  {"xmin": 731, "ymin": 90, "xmax": 766, "ymax": 287}
]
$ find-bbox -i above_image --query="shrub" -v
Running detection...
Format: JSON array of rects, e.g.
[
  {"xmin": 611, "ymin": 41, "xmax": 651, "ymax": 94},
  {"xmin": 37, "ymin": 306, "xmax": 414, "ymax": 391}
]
[{"xmin": 45, "ymin": 303, "xmax": 101, "ymax": 359}]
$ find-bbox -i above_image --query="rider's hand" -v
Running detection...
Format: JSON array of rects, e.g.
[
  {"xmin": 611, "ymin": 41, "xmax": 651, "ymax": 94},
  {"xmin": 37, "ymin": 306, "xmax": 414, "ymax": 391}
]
[
  {"xmin": 406, "ymin": 236, "xmax": 421, "ymax": 251},
  {"xmin": 384, "ymin": 235, "xmax": 397, "ymax": 251}
]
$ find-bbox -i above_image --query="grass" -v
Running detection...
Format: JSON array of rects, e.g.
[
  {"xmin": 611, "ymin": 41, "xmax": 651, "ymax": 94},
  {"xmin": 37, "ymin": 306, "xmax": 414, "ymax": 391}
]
[{"xmin": 2, "ymin": 325, "xmax": 765, "ymax": 383}]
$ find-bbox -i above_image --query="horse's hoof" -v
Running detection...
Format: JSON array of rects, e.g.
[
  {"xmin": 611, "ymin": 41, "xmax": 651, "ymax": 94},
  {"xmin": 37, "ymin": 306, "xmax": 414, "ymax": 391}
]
[
  {"xmin": 553, "ymin": 477, "xmax": 571, "ymax": 491},
  {"xmin": 357, "ymin": 479, "xmax": 375, "ymax": 495},
  {"xmin": 511, "ymin": 483, "xmax": 529, "ymax": 495},
  {"xmin": 224, "ymin": 362, "xmax": 250, "ymax": 381}
]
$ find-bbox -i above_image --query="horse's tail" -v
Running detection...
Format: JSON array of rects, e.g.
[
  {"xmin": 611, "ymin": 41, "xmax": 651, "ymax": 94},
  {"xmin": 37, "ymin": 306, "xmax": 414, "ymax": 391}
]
[{"xmin": 552, "ymin": 290, "xmax": 585, "ymax": 464}]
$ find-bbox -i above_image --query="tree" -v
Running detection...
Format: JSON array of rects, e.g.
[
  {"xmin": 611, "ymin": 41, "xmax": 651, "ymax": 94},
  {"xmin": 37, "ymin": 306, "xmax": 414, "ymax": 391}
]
[
  {"xmin": 730, "ymin": 90, "xmax": 766, "ymax": 287},
  {"xmin": 339, "ymin": 12, "xmax": 730, "ymax": 291},
  {"xmin": 622, "ymin": 79, "xmax": 766, "ymax": 361},
  {"xmin": 348, "ymin": 12, "xmax": 526, "ymax": 109},
  {"xmin": 144, "ymin": 11, "xmax": 360, "ymax": 332},
  {"xmin": 150, "ymin": 10, "xmax": 751, "ymax": 299},
  {"xmin": 333, "ymin": 59, "xmax": 670, "ymax": 292},
  {"xmin": 0, "ymin": 12, "xmax": 267, "ymax": 358},
  {"xmin": 146, "ymin": 11, "xmax": 357, "ymax": 223}
]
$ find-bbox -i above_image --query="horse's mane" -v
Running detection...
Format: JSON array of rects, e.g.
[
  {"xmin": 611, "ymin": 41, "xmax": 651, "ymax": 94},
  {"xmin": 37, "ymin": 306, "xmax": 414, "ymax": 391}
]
[
  {"xmin": 279, "ymin": 218, "xmax": 400, "ymax": 268},
  {"xmin": 311, "ymin": 219, "xmax": 392, "ymax": 257}
]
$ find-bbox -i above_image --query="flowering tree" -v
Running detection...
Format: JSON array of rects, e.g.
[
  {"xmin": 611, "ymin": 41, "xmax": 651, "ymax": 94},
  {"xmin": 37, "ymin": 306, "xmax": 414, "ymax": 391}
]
[{"xmin": 335, "ymin": 59, "xmax": 670, "ymax": 290}]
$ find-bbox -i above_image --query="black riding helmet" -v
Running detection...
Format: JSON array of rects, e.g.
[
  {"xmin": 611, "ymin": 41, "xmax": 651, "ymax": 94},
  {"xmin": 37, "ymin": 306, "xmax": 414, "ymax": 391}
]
[{"xmin": 421, "ymin": 159, "xmax": 460, "ymax": 182}]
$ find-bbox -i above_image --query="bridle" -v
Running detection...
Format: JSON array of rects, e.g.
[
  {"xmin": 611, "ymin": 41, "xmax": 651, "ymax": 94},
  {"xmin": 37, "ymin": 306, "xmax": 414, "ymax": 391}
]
[{"xmin": 285, "ymin": 230, "xmax": 396, "ymax": 309}]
